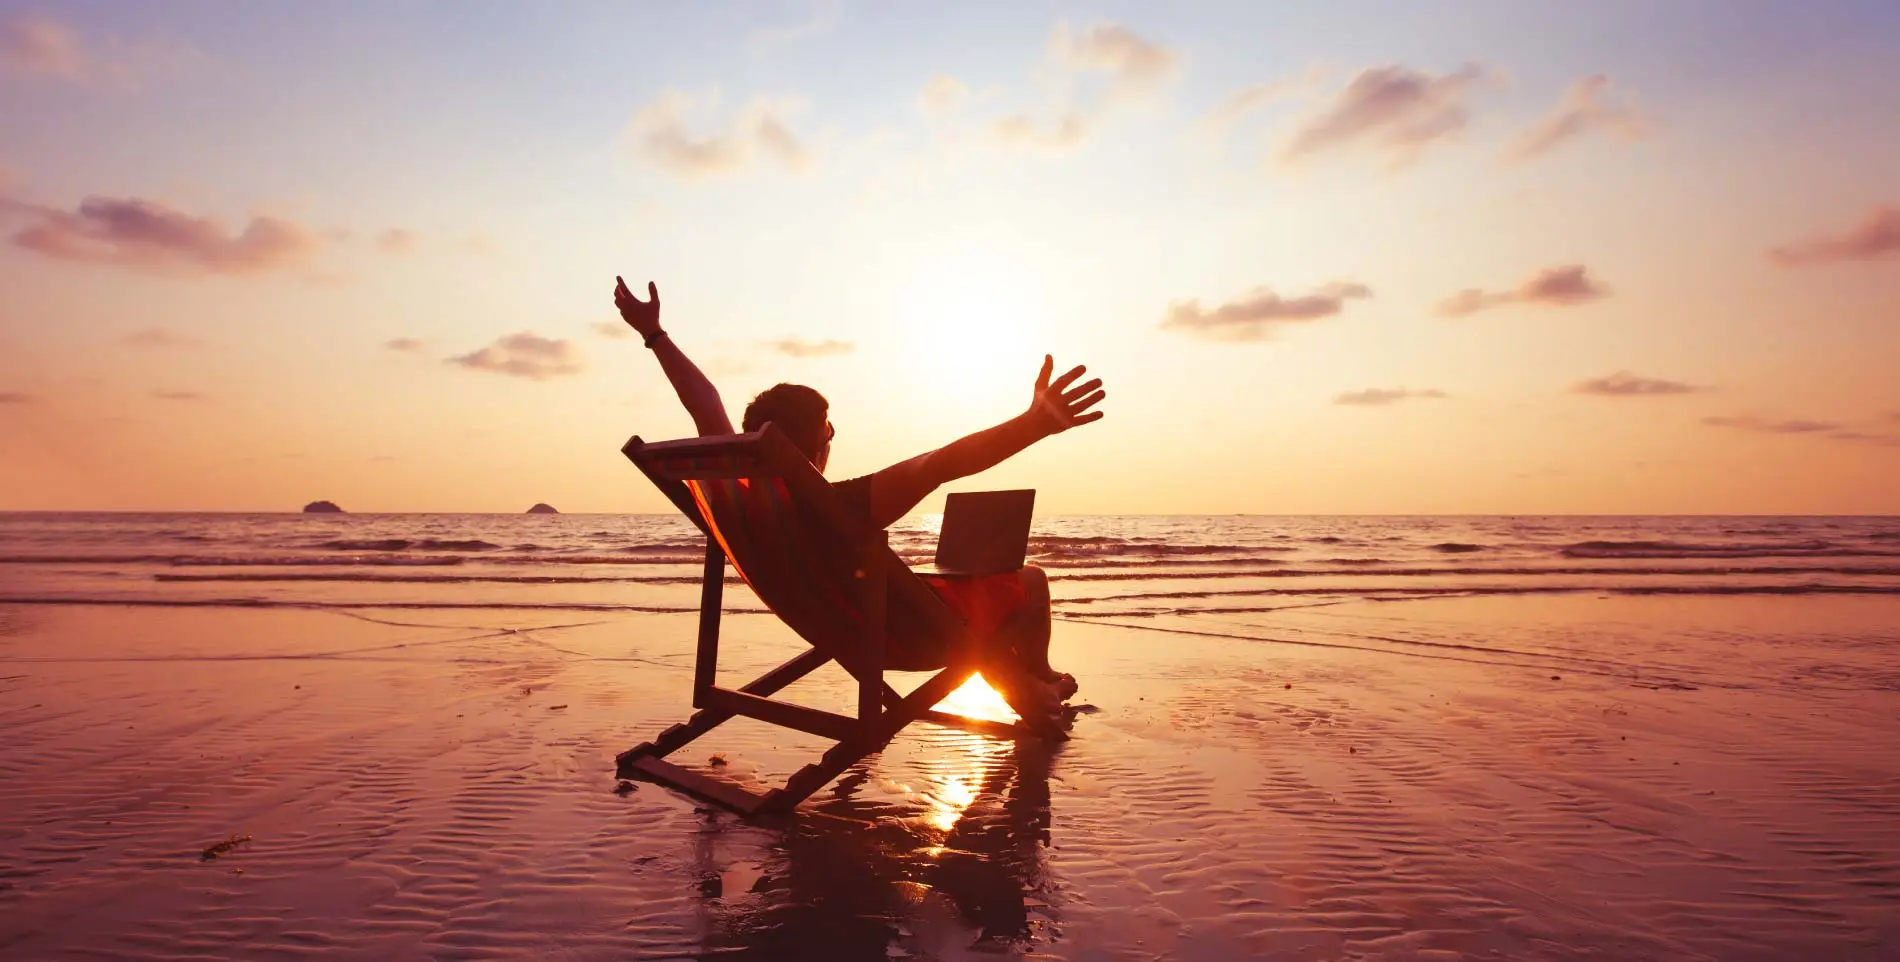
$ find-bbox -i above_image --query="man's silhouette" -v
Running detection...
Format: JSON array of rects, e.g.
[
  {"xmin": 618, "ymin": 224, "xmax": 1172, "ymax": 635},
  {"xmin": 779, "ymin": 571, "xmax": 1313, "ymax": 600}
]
[{"xmin": 614, "ymin": 276, "xmax": 1104, "ymax": 728}]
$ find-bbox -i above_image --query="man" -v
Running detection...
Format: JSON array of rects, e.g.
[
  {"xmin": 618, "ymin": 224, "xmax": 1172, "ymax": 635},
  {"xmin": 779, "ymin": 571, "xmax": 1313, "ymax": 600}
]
[{"xmin": 614, "ymin": 277, "xmax": 1105, "ymax": 729}]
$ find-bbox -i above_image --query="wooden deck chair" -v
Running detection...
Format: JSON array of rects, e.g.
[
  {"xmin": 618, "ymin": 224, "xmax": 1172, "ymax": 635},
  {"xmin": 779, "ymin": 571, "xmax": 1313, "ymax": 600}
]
[{"xmin": 616, "ymin": 425, "xmax": 1025, "ymax": 816}]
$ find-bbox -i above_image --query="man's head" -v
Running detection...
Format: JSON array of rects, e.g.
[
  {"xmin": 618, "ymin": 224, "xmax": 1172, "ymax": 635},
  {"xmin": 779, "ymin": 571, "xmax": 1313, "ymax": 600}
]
[{"xmin": 742, "ymin": 383, "xmax": 833, "ymax": 471}]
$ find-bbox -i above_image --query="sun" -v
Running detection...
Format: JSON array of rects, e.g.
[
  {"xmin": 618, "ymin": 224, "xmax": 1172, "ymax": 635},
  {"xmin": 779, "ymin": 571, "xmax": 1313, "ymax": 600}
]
[{"xmin": 897, "ymin": 252, "xmax": 1046, "ymax": 410}]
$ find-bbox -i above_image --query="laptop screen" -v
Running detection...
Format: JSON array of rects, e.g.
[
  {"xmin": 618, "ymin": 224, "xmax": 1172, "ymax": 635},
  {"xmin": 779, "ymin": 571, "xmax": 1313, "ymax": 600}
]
[{"xmin": 933, "ymin": 489, "xmax": 1036, "ymax": 575}]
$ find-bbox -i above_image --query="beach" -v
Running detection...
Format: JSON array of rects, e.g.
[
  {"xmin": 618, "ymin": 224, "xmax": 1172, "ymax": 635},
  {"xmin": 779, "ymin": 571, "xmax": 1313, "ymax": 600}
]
[{"xmin": 3, "ymin": 514, "xmax": 1898, "ymax": 960}]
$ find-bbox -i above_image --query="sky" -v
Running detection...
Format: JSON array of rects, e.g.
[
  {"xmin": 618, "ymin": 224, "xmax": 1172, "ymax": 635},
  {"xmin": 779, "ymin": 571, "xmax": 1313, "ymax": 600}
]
[{"xmin": 1, "ymin": 0, "xmax": 1898, "ymax": 515}]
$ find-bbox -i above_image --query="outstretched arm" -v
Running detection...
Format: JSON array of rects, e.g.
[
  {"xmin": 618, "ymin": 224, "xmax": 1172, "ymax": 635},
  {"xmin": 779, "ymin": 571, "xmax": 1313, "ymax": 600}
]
[
  {"xmin": 614, "ymin": 277, "xmax": 734, "ymax": 436},
  {"xmin": 866, "ymin": 355, "xmax": 1104, "ymax": 529}
]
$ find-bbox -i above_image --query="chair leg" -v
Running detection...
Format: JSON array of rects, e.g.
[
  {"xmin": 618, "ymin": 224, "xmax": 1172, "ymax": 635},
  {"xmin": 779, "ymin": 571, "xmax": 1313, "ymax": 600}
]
[
  {"xmin": 624, "ymin": 658, "xmax": 1001, "ymax": 816},
  {"xmin": 616, "ymin": 647, "xmax": 833, "ymax": 777},
  {"xmin": 758, "ymin": 663, "xmax": 979, "ymax": 813}
]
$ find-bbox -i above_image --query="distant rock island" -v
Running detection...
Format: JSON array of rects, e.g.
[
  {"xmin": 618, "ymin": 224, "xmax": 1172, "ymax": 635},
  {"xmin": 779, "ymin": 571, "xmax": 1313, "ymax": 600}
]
[
  {"xmin": 302, "ymin": 500, "xmax": 345, "ymax": 513},
  {"xmin": 526, "ymin": 503, "xmax": 559, "ymax": 514}
]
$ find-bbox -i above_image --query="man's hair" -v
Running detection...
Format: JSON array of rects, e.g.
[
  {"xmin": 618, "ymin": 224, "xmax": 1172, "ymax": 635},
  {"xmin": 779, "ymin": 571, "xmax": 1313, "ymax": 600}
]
[{"xmin": 742, "ymin": 383, "xmax": 829, "ymax": 461}]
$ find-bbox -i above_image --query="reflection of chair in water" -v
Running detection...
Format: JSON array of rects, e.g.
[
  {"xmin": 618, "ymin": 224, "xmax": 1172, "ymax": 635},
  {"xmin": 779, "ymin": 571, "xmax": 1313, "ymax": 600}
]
[
  {"xmin": 690, "ymin": 738, "xmax": 1063, "ymax": 959},
  {"xmin": 616, "ymin": 427, "xmax": 1028, "ymax": 815}
]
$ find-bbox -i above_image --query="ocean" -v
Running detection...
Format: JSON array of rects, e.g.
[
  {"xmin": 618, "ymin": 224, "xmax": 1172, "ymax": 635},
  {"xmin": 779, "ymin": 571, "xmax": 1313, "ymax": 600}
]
[
  {"xmin": 4, "ymin": 513, "xmax": 1896, "ymax": 618},
  {"xmin": 5, "ymin": 512, "xmax": 1900, "ymax": 959}
]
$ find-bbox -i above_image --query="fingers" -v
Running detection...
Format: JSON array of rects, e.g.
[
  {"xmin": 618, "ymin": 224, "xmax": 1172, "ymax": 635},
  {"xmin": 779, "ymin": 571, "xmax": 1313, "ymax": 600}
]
[
  {"xmin": 1066, "ymin": 389, "xmax": 1106, "ymax": 415},
  {"xmin": 1060, "ymin": 377, "xmax": 1102, "ymax": 405},
  {"xmin": 1071, "ymin": 410, "xmax": 1105, "ymax": 427},
  {"xmin": 1049, "ymin": 364, "xmax": 1086, "ymax": 394},
  {"xmin": 1035, "ymin": 355, "xmax": 1053, "ymax": 392},
  {"xmin": 647, "ymin": 281, "xmax": 659, "ymax": 304}
]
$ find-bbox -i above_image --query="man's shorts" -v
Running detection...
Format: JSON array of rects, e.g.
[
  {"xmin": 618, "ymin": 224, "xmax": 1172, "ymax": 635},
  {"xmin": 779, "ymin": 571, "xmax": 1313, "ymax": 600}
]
[
  {"xmin": 884, "ymin": 570, "xmax": 1033, "ymax": 671},
  {"xmin": 919, "ymin": 571, "xmax": 1032, "ymax": 639}
]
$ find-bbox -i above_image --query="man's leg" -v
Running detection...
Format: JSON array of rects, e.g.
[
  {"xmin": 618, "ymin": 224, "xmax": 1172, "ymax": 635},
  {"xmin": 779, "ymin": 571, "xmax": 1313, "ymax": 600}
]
[
  {"xmin": 993, "ymin": 566, "xmax": 1077, "ymax": 703},
  {"xmin": 996, "ymin": 566, "xmax": 1055, "ymax": 677}
]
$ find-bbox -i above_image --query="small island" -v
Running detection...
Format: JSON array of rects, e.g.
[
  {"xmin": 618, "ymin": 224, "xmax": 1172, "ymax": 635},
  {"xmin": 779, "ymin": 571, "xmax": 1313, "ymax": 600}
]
[
  {"xmin": 302, "ymin": 500, "xmax": 345, "ymax": 513},
  {"xmin": 526, "ymin": 503, "xmax": 559, "ymax": 514}
]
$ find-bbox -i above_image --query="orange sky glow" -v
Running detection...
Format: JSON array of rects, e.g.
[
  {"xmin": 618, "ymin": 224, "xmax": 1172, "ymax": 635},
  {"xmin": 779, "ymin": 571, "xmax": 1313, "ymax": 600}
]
[{"xmin": 1, "ymin": 2, "xmax": 1897, "ymax": 514}]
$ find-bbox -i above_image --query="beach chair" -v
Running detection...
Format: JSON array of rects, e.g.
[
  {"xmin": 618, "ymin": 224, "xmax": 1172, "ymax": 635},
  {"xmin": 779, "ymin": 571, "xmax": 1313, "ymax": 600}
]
[{"xmin": 616, "ymin": 425, "xmax": 1024, "ymax": 815}]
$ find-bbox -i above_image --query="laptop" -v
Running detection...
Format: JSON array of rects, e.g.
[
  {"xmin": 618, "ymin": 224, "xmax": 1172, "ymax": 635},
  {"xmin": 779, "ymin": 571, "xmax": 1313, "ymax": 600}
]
[{"xmin": 931, "ymin": 489, "xmax": 1036, "ymax": 576}]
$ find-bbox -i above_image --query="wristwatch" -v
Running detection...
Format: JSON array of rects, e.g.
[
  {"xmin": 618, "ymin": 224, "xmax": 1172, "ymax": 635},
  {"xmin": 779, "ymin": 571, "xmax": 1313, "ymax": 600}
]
[{"xmin": 643, "ymin": 330, "xmax": 668, "ymax": 348}]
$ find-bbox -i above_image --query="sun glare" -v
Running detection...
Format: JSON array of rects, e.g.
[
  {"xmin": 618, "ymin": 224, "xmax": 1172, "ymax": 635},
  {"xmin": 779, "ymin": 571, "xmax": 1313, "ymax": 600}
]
[
  {"xmin": 899, "ymin": 253, "xmax": 1045, "ymax": 410},
  {"xmin": 933, "ymin": 672, "xmax": 1019, "ymax": 724}
]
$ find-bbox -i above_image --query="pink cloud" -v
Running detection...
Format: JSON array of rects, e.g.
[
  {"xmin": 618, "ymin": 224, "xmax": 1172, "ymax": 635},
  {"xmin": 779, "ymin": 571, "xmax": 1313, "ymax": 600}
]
[
  {"xmin": 1161, "ymin": 282, "xmax": 1371, "ymax": 341},
  {"xmin": 626, "ymin": 91, "xmax": 811, "ymax": 179},
  {"xmin": 123, "ymin": 327, "xmax": 202, "ymax": 348},
  {"xmin": 1506, "ymin": 75, "xmax": 1647, "ymax": 162},
  {"xmin": 1767, "ymin": 206, "xmax": 1900, "ymax": 267},
  {"xmin": 0, "ymin": 391, "xmax": 34, "ymax": 404},
  {"xmin": 384, "ymin": 337, "xmax": 425, "ymax": 352},
  {"xmin": 1049, "ymin": 22, "xmax": 1179, "ymax": 100},
  {"xmin": 0, "ymin": 14, "xmax": 84, "ymax": 79},
  {"xmin": 1704, "ymin": 415, "xmax": 1838, "ymax": 435},
  {"xmin": 991, "ymin": 112, "xmax": 1089, "ymax": 152},
  {"xmin": 1335, "ymin": 387, "xmax": 1448, "ymax": 406},
  {"xmin": 1705, "ymin": 414, "xmax": 1900, "ymax": 447},
  {"xmin": 448, "ymin": 332, "xmax": 583, "ymax": 380},
  {"xmin": 3, "ymin": 195, "xmax": 320, "ymax": 275},
  {"xmin": 1280, "ymin": 64, "xmax": 1491, "ymax": 166},
  {"xmin": 1572, "ymin": 372, "xmax": 1701, "ymax": 396},
  {"xmin": 1437, "ymin": 265, "xmax": 1608, "ymax": 317},
  {"xmin": 763, "ymin": 338, "xmax": 853, "ymax": 358},
  {"xmin": 592, "ymin": 322, "xmax": 632, "ymax": 339}
]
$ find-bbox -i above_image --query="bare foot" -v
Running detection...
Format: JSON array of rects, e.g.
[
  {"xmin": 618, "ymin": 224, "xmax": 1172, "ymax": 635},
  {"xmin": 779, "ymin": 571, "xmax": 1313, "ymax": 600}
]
[
  {"xmin": 992, "ymin": 671, "xmax": 1068, "ymax": 734},
  {"xmin": 1042, "ymin": 671, "xmax": 1078, "ymax": 701}
]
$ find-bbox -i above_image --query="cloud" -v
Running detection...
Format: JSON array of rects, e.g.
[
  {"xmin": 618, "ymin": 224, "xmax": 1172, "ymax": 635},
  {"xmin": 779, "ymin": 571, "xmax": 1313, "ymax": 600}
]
[
  {"xmin": 1703, "ymin": 415, "xmax": 1839, "ymax": 435},
  {"xmin": 592, "ymin": 322, "xmax": 632, "ymax": 339},
  {"xmin": 1705, "ymin": 415, "xmax": 1900, "ymax": 447},
  {"xmin": 0, "ymin": 14, "xmax": 83, "ymax": 79},
  {"xmin": 1572, "ymin": 372, "xmax": 1701, "ymax": 397},
  {"xmin": 1437, "ymin": 264, "xmax": 1608, "ymax": 317},
  {"xmin": 626, "ymin": 91, "xmax": 812, "ymax": 179},
  {"xmin": 1767, "ymin": 206, "xmax": 1900, "ymax": 267},
  {"xmin": 123, "ymin": 327, "xmax": 202, "ymax": 348},
  {"xmin": 384, "ymin": 337, "xmax": 425, "ymax": 352},
  {"xmin": 981, "ymin": 22, "xmax": 1176, "ymax": 155},
  {"xmin": 151, "ymin": 390, "xmax": 204, "ymax": 401},
  {"xmin": 1203, "ymin": 78, "xmax": 1301, "ymax": 132},
  {"xmin": 917, "ymin": 75, "xmax": 969, "ymax": 116},
  {"xmin": 376, "ymin": 228, "xmax": 416, "ymax": 253},
  {"xmin": 2, "ymin": 195, "xmax": 320, "ymax": 275},
  {"xmin": 0, "ymin": 391, "xmax": 34, "ymax": 404},
  {"xmin": 1335, "ymin": 387, "xmax": 1448, "ymax": 406},
  {"xmin": 1280, "ymin": 64, "xmax": 1492, "ymax": 166},
  {"xmin": 763, "ymin": 337, "xmax": 853, "ymax": 358},
  {"xmin": 1506, "ymin": 75, "xmax": 1647, "ymax": 161},
  {"xmin": 448, "ymin": 332, "xmax": 583, "ymax": 380},
  {"xmin": 1160, "ymin": 282, "xmax": 1372, "ymax": 341},
  {"xmin": 1049, "ymin": 22, "xmax": 1179, "ymax": 100},
  {"xmin": 1821, "ymin": 430, "xmax": 1900, "ymax": 447},
  {"xmin": 990, "ymin": 112, "xmax": 1088, "ymax": 152}
]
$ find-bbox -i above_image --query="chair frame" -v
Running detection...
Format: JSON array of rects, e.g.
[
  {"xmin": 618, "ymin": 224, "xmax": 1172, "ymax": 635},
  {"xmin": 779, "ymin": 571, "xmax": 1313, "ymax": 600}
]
[{"xmin": 615, "ymin": 426, "xmax": 1023, "ymax": 816}]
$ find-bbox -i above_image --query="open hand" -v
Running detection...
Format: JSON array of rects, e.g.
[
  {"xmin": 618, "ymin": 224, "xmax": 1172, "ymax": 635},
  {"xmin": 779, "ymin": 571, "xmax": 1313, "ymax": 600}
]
[
  {"xmin": 1027, "ymin": 355, "xmax": 1105, "ymax": 435},
  {"xmin": 614, "ymin": 276, "xmax": 662, "ymax": 337}
]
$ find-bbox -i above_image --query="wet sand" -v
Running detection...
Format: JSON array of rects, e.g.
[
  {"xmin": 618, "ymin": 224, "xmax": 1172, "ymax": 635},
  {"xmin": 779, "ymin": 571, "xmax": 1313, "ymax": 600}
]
[{"xmin": 2, "ymin": 595, "xmax": 1897, "ymax": 960}]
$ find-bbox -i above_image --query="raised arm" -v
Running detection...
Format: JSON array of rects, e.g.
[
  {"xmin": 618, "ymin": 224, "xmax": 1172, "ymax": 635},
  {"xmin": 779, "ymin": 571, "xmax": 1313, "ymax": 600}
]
[
  {"xmin": 866, "ymin": 355, "xmax": 1104, "ymax": 528},
  {"xmin": 614, "ymin": 277, "xmax": 734, "ymax": 436}
]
